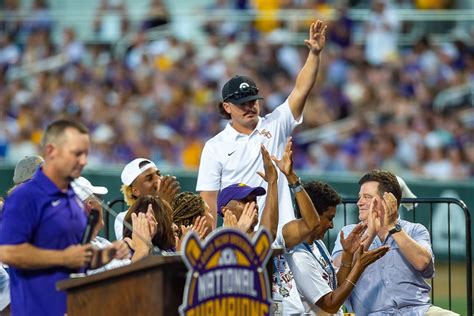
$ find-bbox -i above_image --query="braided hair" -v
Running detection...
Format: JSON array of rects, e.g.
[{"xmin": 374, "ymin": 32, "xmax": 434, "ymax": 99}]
[{"xmin": 172, "ymin": 192, "xmax": 205, "ymax": 236}]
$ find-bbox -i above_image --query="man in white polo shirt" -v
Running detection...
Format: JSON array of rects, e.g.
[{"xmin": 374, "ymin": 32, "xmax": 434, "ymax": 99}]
[
  {"xmin": 114, "ymin": 158, "xmax": 180, "ymax": 240},
  {"xmin": 197, "ymin": 20, "xmax": 327, "ymax": 227}
]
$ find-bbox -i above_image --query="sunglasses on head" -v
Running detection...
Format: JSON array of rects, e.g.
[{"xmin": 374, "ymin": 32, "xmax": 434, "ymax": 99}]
[{"xmin": 223, "ymin": 85, "xmax": 259, "ymax": 102}]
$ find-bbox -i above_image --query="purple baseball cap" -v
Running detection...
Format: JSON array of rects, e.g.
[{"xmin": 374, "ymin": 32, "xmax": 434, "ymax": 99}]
[{"xmin": 217, "ymin": 183, "xmax": 266, "ymax": 216}]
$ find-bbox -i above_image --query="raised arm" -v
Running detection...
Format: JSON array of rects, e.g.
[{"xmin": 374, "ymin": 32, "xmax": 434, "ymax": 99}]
[
  {"xmin": 274, "ymin": 138, "xmax": 320, "ymax": 248},
  {"xmin": 200, "ymin": 191, "xmax": 218, "ymax": 229},
  {"xmin": 257, "ymin": 144, "xmax": 279, "ymax": 239},
  {"xmin": 288, "ymin": 20, "xmax": 326, "ymax": 120}
]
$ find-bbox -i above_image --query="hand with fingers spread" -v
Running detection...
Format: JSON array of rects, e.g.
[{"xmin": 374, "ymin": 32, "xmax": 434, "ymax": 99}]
[
  {"xmin": 157, "ymin": 175, "xmax": 181, "ymax": 203},
  {"xmin": 353, "ymin": 245, "xmax": 390, "ymax": 270},
  {"xmin": 272, "ymin": 137, "xmax": 294, "ymax": 178},
  {"xmin": 222, "ymin": 209, "xmax": 238, "ymax": 228},
  {"xmin": 304, "ymin": 20, "xmax": 327, "ymax": 55},
  {"xmin": 62, "ymin": 244, "xmax": 94, "ymax": 269},
  {"xmin": 237, "ymin": 202, "xmax": 258, "ymax": 233},
  {"xmin": 145, "ymin": 203, "xmax": 158, "ymax": 238},
  {"xmin": 192, "ymin": 215, "xmax": 209, "ymax": 239},
  {"xmin": 257, "ymin": 144, "xmax": 278, "ymax": 184},
  {"xmin": 128, "ymin": 212, "xmax": 153, "ymax": 260},
  {"xmin": 341, "ymin": 222, "xmax": 368, "ymax": 256},
  {"xmin": 381, "ymin": 192, "xmax": 399, "ymax": 229},
  {"xmin": 367, "ymin": 198, "xmax": 381, "ymax": 237}
]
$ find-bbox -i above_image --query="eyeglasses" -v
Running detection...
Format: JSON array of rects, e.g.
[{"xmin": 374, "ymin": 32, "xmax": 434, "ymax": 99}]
[{"xmin": 223, "ymin": 85, "xmax": 259, "ymax": 102}]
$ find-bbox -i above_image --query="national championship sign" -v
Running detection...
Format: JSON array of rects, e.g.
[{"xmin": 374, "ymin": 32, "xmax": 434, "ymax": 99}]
[{"xmin": 179, "ymin": 228, "xmax": 272, "ymax": 316}]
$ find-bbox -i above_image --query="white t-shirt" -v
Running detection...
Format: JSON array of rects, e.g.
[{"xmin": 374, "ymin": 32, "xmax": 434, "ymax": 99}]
[
  {"xmin": 285, "ymin": 240, "xmax": 343, "ymax": 316},
  {"xmin": 114, "ymin": 211, "xmax": 127, "ymax": 240},
  {"xmin": 196, "ymin": 99, "xmax": 302, "ymax": 226},
  {"xmin": 272, "ymin": 231, "xmax": 305, "ymax": 316}
]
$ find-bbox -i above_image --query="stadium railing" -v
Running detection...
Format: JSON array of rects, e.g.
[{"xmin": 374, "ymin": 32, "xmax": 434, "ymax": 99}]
[{"xmin": 106, "ymin": 196, "xmax": 472, "ymax": 314}]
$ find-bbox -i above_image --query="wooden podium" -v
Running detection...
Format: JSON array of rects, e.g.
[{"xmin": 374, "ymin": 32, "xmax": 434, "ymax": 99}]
[{"xmin": 57, "ymin": 255, "xmax": 187, "ymax": 316}]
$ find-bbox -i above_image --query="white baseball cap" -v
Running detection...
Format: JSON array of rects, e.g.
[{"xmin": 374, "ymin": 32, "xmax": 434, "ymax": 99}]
[
  {"xmin": 120, "ymin": 158, "xmax": 157, "ymax": 186},
  {"xmin": 71, "ymin": 177, "xmax": 108, "ymax": 201},
  {"xmin": 396, "ymin": 175, "xmax": 417, "ymax": 210}
]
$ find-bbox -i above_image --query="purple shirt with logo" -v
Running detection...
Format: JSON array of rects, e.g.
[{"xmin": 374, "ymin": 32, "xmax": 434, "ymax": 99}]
[{"xmin": 0, "ymin": 168, "xmax": 87, "ymax": 316}]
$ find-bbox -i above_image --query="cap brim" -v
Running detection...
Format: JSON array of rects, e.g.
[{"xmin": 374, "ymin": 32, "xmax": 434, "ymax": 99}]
[
  {"xmin": 232, "ymin": 186, "xmax": 266, "ymax": 200},
  {"xmin": 91, "ymin": 186, "xmax": 108, "ymax": 196},
  {"xmin": 228, "ymin": 95, "xmax": 264, "ymax": 105}
]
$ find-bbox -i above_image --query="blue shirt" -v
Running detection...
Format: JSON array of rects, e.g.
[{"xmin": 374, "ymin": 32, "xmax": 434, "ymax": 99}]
[
  {"xmin": 332, "ymin": 220, "xmax": 434, "ymax": 316},
  {"xmin": 0, "ymin": 168, "xmax": 87, "ymax": 316}
]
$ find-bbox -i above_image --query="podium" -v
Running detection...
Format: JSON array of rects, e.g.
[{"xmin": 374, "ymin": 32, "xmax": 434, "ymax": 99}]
[{"xmin": 57, "ymin": 255, "xmax": 187, "ymax": 316}]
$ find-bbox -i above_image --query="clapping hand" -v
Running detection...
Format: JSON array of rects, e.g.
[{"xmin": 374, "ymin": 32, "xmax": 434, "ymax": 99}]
[
  {"xmin": 354, "ymin": 245, "xmax": 389, "ymax": 269},
  {"xmin": 367, "ymin": 198, "xmax": 381, "ymax": 236},
  {"xmin": 257, "ymin": 144, "xmax": 278, "ymax": 184},
  {"xmin": 223, "ymin": 209, "xmax": 238, "ymax": 228},
  {"xmin": 180, "ymin": 216, "xmax": 209, "ymax": 240},
  {"xmin": 272, "ymin": 137, "xmax": 293, "ymax": 177},
  {"xmin": 157, "ymin": 175, "xmax": 180, "ymax": 203},
  {"xmin": 237, "ymin": 202, "xmax": 258, "ymax": 233},
  {"xmin": 381, "ymin": 192, "xmax": 399, "ymax": 229},
  {"xmin": 341, "ymin": 222, "xmax": 368, "ymax": 255}
]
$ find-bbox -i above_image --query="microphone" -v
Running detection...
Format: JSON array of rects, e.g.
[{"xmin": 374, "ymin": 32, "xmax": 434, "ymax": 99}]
[{"xmin": 82, "ymin": 209, "xmax": 100, "ymax": 244}]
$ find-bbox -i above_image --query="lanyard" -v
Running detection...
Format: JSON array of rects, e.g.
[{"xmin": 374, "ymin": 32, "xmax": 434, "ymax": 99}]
[{"xmin": 303, "ymin": 241, "xmax": 337, "ymax": 290}]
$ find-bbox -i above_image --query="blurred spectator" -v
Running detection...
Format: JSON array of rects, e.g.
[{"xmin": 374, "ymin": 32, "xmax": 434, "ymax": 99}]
[
  {"xmin": 327, "ymin": 3, "xmax": 353, "ymax": 49},
  {"xmin": 141, "ymin": 0, "xmax": 170, "ymax": 31},
  {"xmin": 0, "ymin": 3, "xmax": 471, "ymax": 182},
  {"xmin": 365, "ymin": 0, "xmax": 400, "ymax": 65},
  {"xmin": 0, "ymin": 33, "xmax": 20, "ymax": 70},
  {"xmin": 61, "ymin": 28, "xmax": 85, "ymax": 64},
  {"xmin": 0, "ymin": 0, "xmax": 21, "ymax": 38},
  {"xmin": 93, "ymin": 0, "xmax": 129, "ymax": 42},
  {"xmin": 20, "ymin": 0, "xmax": 53, "ymax": 35}
]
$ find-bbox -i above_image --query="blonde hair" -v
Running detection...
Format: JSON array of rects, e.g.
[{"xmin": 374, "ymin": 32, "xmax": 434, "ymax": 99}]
[{"xmin": 121, "ymin": 184, "xmax": 137, "ymax": 206}]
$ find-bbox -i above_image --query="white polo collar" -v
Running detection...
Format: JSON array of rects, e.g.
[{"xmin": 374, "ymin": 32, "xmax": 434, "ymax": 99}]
[{"xmin": 224, "ymin": 117, "xmax": 263, "ymax": 140}]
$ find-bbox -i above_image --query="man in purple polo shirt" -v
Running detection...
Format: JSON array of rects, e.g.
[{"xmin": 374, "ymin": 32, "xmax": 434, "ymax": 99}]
[{"xmin": 0, "ymin": 119, "xmax": 129, "ymax": 316}]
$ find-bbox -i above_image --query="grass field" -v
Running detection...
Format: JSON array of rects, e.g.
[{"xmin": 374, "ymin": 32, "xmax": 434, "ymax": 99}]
[{"xmin": 429, "ymin": 263, "xmax": 473, "ymax": 315}]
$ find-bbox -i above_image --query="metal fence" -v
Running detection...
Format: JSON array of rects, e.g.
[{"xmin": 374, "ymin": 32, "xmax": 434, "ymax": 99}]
[{"xmin": 105, "ymin": 197, "xmax": 472, "ymax": 315}]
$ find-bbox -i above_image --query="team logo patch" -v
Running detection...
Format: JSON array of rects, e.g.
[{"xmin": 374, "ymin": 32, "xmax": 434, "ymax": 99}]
[
  {"xmin": 239, "ymin": 82, "xmax": 250, "ymax": 90},
  {"xmin": 180, "ymin": 228, "xmax": 272, "ymax": 316}
]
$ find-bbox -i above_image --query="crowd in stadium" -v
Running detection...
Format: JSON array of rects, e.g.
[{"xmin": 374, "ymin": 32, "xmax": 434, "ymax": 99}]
[
  {"xmin": 0, "ymin": 2, "xmax": 472, "ymax": 315},
  {"xmin": 0, "ymin": 0, "xmax": 472, "ymax": 180}
]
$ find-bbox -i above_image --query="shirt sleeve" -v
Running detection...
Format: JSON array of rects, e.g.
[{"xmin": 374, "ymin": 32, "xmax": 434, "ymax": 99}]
[
  {"xmin": 272, "ymin": 225, "xmax": 286, "ymax": 249},
  {"xmin": 0, "ymin": 189, "xmax": 37, "ymax": 245},
  {"xmin": 267, "ymin": 99, "xmax": 303, "ymax": 139},
  {"xmin": 410, "ymin": 223, "xmax": 435, "ymax": 278},
  {"xmin": 287, "ymin": 247, "xmax": 332, "ymax": 307},
  {"xmin": 114, "ymin": 211, "xmax": 126, "ymax": 240},
  {"xmin": 196, "ymin": 141, "xmax": 222, "ymax": 191}
]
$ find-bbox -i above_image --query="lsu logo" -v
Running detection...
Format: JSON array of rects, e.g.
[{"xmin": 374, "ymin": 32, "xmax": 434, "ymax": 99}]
[{"xmin": 180, "ymin": 228, "xmax": 272, "ymax": 316}]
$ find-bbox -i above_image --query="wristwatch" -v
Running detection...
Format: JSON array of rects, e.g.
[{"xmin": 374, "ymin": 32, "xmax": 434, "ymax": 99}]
[
  {"xmin": 388, "ymin": 223, "xmax": 402, "ymax": 235},
  {"xmin": 289, "ymin": 179, "xmax": 304, "ymax": 194}
]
